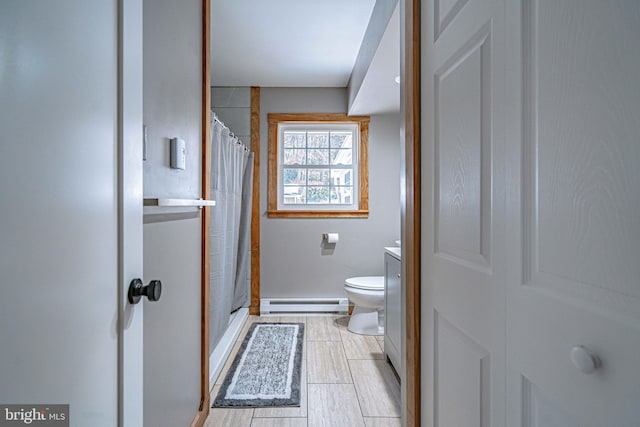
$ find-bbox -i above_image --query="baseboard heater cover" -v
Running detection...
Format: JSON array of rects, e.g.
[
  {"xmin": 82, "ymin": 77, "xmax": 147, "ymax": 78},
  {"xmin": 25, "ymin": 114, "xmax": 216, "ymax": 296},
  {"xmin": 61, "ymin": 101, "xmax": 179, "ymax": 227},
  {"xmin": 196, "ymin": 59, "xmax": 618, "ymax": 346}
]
[{"xmin": 260, "ymin": 298, "xmax": 348, "ymax": 314}]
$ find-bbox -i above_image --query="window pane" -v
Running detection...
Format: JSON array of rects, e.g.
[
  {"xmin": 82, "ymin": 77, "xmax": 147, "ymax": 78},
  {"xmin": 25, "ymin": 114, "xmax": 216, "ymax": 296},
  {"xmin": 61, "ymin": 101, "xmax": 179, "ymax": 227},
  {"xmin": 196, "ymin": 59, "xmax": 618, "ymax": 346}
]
[
  {"xmin": 330, "ymin": 149, "xmax": 352, "ymax": 165},
  {"xmin": 330, "ymin": 168, "xmax": 352, "ymax": 186},
  {"xmin": 283, "ymin": 149, "xmax": 306, "ymax": 165},
  {"xmin": 283, "ymin": 186, "xmax": 306, "ymax": 204},
  {"xmin": 307, "ymin": 148, "xmax": 329, "ymax": 165},
  {"xmin": 283, "ymin": 168, "xmax": 306, "ymax": 185},
  {"xmin": 330, "ymin": 132, "xmax": 352, "ymax": 148},
  {"xmin": 283, "ymin": 131, "xmax": 306, "ymax": 148},
  {"xmin": 307, "ymin": 169, "xmax": 330, "ymax": 185},
  {"xmin": 307, "ymin": 132, "xmax": 329, "ymax": 148},
  {"xmin": 307, "ymin": 186, "xmax": 330, "ymax": 204},
  {"xmin": 330, "ymin": 186, "xmax": 353, "ymax": 205}
]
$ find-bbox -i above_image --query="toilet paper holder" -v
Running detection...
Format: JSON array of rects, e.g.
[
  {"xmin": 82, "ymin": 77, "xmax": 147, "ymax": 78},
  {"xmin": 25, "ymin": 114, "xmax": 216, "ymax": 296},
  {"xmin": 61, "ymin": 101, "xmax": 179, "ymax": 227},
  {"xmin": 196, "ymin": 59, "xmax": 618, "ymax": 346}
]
[{"xmin": 322, "ymin": 233, "xmax": 340, "ymax": 244}]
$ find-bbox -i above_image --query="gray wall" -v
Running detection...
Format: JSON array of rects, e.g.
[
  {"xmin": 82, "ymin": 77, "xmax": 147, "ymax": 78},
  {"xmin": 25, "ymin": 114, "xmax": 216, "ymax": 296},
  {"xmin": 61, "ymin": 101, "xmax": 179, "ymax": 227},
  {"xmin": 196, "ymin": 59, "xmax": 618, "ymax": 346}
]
[
  {"xmin": 143, "ymin": 0, "xmax": 201, "ymax": 425},
  {"xmin": 260, "ymin": 88, "xmax": 401, "ymax": 298},
  {"xmin": 211, "ymin": 87, "xmax": 251, "ymax": 148}
]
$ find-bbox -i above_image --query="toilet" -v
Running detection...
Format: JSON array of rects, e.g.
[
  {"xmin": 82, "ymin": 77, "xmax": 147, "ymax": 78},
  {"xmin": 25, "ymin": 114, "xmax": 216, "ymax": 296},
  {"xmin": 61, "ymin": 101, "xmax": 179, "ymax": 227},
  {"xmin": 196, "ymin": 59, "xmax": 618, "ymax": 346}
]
[{"xmin": 344, "ymin": 276, "xmax": 385, "ymax": 335}]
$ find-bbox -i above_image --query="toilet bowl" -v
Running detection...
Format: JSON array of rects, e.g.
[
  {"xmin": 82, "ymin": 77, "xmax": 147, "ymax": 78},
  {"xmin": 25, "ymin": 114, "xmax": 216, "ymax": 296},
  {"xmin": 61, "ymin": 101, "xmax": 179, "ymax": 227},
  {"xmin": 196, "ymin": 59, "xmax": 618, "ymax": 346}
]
[{"xmin": 344, "ymin": 276, "xmax": 385, "ymax": 335}]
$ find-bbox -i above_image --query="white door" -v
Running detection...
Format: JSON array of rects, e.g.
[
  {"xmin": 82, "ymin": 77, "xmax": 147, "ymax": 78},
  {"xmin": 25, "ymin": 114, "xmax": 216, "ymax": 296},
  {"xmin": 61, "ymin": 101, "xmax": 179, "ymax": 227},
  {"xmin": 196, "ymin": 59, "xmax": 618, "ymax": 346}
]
[
  {"xmin": 0, "ymin": 1, "xmax": 144, "ymax": 426},
  {"xmin": 421, "ymin": 0, "xmax": 507, "ymax": 425},
  {"xmin": 505, "ymin": 1, "xmax": 640, "ymax": 426}
]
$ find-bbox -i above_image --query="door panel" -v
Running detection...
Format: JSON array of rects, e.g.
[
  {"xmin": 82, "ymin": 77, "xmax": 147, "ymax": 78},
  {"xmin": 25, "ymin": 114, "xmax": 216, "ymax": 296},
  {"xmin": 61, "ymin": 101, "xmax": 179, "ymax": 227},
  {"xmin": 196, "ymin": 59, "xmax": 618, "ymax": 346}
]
[
  {"xmin": 0, "ymin": 1, "xmax": 143, "ymax": 425},
  {"xmin": 506, "ymin": 1, "xmax": 640, "ymax": 426},
  {"xmin": 522, "ymin": 379, "xmax": 583, "ymax": 427},
  {"xmin": 434, "ymin": 22, "xmax": 492, "ymax": 272},
  {"xmin": 525, "ymin": 0, "xmax": 640, "ymax": 311},
  {"xmin": 435, "ymin": 313, "xmax": 490, "ymax": 427},
  {"xmin": 422, "ymin": 0, "xmax": 506, "ymax": 426}
]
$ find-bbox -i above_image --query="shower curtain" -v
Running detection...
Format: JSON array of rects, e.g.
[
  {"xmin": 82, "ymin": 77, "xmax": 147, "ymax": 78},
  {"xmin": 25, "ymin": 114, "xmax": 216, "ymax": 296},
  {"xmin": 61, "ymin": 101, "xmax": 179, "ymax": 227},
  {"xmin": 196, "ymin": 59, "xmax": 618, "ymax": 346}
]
[{"xmin": 209, "ymin": 120, "xmax": 254, "ymax": 353}]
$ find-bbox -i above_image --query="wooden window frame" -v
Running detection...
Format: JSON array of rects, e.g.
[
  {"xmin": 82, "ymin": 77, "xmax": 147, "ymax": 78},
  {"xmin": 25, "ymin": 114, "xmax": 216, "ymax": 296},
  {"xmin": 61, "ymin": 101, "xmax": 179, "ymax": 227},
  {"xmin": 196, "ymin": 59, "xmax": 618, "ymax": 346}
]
[{"xmin": 267, "ymin": 113, "xmax": 370, "ymax": 218}]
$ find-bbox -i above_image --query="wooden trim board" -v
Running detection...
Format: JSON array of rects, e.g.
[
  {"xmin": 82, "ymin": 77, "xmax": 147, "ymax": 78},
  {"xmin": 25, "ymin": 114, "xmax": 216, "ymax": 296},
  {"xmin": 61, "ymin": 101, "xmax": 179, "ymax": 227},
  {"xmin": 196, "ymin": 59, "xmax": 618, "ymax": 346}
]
[
  {"xmin": 403, "ymin": 0, "xmax": 421, "ymax": 425},
  {"xmin": 358, "ymin": 118, "xmax": 370, "ymax": 212},
  {"xmin": 266, "ymin": 210, "xmax": 369, "ymax": 218},
  {"xmin": 249, "ymin": 87, "xmax": 261, "ymax": 316},
  {"xmin": 266, "ymin": 113, "xmax": 370, "ymax": 123},
  {"xmin": 193, "ymin": 0, "xmax": 211, "ymax": 425}
]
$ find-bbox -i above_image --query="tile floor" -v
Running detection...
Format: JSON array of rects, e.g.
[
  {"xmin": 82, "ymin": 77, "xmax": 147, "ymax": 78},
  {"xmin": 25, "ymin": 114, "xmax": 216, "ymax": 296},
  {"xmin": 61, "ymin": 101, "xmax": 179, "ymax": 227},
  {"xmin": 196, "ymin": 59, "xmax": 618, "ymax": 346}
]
[{"xmin": 204, "ymin": 315, "xmax": 401, "ymax": 427}]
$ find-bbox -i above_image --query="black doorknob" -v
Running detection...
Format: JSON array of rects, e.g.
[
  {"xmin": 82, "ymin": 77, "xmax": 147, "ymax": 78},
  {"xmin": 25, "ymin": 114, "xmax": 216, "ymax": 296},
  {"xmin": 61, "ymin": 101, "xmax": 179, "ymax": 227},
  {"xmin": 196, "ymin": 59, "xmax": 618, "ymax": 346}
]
[{"xmin": 128, "ymin": 278, "xmax": 162, "ymax": 304}]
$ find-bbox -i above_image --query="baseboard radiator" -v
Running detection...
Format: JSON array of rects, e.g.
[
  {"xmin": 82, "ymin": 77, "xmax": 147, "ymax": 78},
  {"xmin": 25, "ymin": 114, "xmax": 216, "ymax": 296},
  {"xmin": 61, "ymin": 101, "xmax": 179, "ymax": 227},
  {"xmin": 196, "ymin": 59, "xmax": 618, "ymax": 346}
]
[{"xmin": 260, "ymin": 298, "xmax": 349, "ymax": 315}]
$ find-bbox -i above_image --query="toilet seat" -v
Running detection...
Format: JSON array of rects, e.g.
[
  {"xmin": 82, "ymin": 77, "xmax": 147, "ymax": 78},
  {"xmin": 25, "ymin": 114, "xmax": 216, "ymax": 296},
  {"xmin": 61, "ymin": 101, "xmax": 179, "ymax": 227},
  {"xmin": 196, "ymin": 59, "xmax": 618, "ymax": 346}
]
[{"xmin": 344, "ymin": 276, "xmax": 384, "ymax": 291}]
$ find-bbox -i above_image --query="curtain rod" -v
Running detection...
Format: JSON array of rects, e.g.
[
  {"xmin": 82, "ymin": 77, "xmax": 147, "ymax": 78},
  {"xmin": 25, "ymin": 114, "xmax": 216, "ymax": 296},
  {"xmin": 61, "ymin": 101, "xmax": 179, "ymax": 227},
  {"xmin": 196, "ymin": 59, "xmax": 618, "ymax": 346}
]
[{"xmin": 212, "ymin": 111, "xmax": 250, "ymax": 152}]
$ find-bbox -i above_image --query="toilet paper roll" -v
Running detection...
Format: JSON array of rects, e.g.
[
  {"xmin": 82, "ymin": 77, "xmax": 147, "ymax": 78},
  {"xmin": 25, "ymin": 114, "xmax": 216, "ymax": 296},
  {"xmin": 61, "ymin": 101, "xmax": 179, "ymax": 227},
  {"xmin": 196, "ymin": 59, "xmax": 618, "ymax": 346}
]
[{"xmin": 324, "ymin": 233, "xmax": 339, "ymax": 244}]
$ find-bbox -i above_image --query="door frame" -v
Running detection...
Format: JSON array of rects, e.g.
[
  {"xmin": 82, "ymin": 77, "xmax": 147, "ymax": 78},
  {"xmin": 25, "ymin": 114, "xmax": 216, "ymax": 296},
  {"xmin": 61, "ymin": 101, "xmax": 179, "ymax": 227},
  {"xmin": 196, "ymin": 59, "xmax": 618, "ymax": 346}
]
[
  {"xmin": 193, "ymin": 1, "xmax": 212, "ymax": 426},
  {"xmin": 195, "ymin": 3, "xmax": 262, "ymax": 425},
  {"xmin": 118, "ymin": 0, "xmax": 145, "ymax": 425},
  {"xmin": 194, "ymin": 1, "xmax": 422, "ymax": 425},
  {"xmin": 401, "ymin": 0, "xmax": 421, "ymax": 425}
]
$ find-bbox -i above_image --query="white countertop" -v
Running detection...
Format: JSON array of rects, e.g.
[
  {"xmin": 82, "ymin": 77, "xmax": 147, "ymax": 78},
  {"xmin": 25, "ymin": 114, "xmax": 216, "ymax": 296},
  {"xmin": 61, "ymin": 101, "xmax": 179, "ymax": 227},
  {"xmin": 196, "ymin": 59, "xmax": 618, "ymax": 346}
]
[{"xmin": 384, "ymin": 246, "xmax": 401, "ymax": 260}]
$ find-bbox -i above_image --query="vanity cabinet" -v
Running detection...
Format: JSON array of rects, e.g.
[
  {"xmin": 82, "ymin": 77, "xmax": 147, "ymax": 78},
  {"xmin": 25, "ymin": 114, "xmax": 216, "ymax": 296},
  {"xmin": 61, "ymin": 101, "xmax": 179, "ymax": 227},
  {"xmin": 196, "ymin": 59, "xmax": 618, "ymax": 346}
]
[{"xmin": 384, "ymin": 249, "xmax": 401, "ymax": 372}]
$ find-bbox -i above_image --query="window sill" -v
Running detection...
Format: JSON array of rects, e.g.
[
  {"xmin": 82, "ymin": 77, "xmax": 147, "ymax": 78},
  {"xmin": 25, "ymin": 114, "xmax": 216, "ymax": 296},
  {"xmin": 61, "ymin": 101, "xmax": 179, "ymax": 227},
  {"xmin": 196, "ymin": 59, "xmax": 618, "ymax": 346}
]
[{"xmin": 267, "ymin": 210, "xmax": 369, "ymax": 218}]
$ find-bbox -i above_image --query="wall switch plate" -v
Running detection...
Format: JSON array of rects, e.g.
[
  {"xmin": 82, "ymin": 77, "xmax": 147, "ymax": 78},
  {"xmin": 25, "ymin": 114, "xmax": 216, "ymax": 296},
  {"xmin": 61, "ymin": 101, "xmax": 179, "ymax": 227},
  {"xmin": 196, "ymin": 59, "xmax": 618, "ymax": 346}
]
[{"xmin": 170, "ymin": 137, "xmax": 186, "ymax": 170}]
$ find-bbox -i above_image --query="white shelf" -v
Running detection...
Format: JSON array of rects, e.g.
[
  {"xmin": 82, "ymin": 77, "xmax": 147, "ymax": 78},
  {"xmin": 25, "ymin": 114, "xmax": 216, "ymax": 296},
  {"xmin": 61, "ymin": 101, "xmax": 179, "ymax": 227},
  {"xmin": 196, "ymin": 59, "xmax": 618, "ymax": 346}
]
[
  {"xmin": 143, "ymin": 198, "xmax": 216, "ymax": 221},
  {"xmin": 143, "ymin": 198, "xmax": 216, "ymax": 208}
]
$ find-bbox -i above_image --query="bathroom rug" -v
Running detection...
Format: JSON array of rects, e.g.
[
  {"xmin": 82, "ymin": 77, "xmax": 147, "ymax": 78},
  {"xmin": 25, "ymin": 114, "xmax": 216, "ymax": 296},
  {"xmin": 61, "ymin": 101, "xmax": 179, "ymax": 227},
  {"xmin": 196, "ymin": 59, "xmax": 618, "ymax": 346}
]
[{"xmin": 213, "ymin": 322, "xmax": 304, "ymax": 408}]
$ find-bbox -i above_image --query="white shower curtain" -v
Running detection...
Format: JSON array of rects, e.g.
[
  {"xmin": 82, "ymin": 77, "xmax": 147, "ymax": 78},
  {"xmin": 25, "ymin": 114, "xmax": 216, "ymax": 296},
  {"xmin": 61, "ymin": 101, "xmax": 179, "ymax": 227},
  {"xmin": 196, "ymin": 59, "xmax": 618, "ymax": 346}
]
[{"xmin": 209, "ymin": 121, "xmax": 253, "ymax": 353}]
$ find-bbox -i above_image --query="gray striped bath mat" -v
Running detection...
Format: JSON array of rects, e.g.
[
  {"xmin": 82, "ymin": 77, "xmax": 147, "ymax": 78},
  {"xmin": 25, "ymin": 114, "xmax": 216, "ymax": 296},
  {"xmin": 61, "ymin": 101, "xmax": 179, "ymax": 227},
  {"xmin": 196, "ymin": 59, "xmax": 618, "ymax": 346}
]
[{"xmin": 213, "ymin": 322, "xmax": 304, "ymax": 408}]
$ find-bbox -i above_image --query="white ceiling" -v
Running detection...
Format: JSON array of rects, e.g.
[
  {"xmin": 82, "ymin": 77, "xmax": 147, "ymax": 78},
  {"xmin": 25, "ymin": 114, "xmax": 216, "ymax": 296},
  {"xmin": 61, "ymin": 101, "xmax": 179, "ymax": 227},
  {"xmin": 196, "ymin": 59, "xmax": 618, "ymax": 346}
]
[{"xmin": 211, "ymin": 0, "xmax": 376, "ymax": 87}]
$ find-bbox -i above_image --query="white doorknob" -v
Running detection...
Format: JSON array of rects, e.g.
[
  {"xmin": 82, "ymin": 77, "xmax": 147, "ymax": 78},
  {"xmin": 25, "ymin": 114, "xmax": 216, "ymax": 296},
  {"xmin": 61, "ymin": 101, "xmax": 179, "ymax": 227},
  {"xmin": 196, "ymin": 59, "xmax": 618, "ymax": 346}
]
[{"xmin": 570, "ymin": 345, "xmax": 602, "ymax": 374}]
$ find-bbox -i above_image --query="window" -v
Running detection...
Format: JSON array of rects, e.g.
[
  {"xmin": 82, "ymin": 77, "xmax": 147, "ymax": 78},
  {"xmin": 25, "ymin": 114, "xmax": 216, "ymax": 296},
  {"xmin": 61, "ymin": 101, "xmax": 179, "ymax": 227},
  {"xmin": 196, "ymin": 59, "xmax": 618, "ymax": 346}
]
[{"xmin": 268, "ymin": 114, "xmax": 370, "ymax": 218}]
